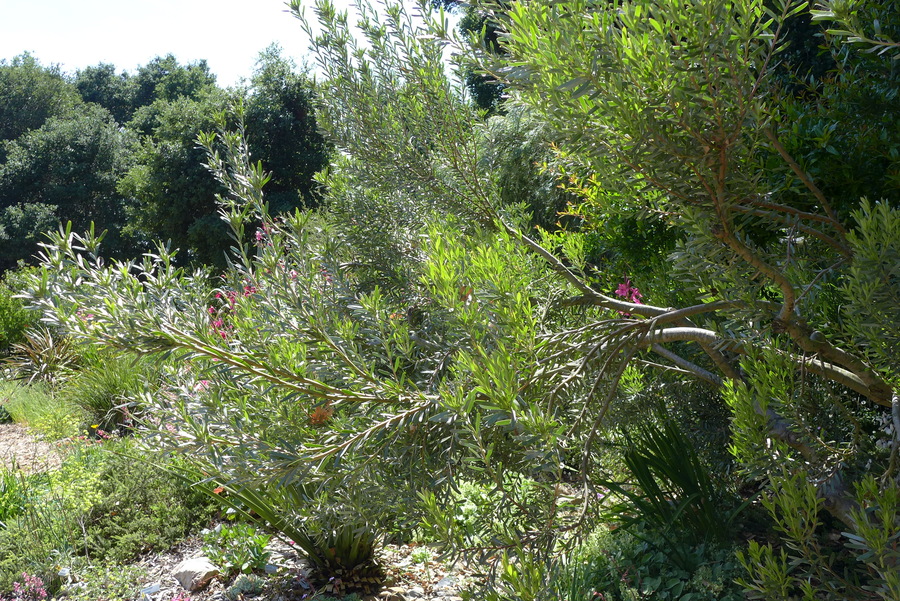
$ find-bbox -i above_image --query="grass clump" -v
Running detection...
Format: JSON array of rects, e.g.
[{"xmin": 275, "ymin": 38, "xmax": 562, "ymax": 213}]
[
  {"xmin": 60, "ymin": 352, "xmax": 159, "ymax": 432},
  {"xmin": 0, "ymin": 381, "xmax": 84, "ymax": 441}
]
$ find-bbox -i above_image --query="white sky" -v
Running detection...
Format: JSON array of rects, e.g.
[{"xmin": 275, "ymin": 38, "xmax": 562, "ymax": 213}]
[{"xmin": 0, "ymin": 0, "xmax": 359, "ymax": 86}]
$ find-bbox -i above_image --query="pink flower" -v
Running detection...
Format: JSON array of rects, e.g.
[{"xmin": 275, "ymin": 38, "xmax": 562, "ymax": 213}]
[{"xmin": 614, "ymin": 277, "xmax": 643, "ymax": 315}]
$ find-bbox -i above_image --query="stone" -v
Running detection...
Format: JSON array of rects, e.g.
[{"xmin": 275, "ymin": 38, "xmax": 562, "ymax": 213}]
[
  {"xmin": 405, "ymin": 586, "xmax": 426, "ymax": 599},
  {"xmin": 172, "ymin": 557, "xmax": 219, "ymax": 591},
  {"xmin": 433, "ymin": 576, "xmax": 458, "ymax": 593}
]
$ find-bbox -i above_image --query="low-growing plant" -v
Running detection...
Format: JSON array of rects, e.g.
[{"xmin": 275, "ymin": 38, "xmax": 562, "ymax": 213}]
[
  {"xmin": 1, "ymin": 380, "xmax": 88, "ymax": 442},
  {"xmin": 8, "ymin": 572, "xmax": 48, "ymax": 601},
  {"xmin": 550, "ymin": 526, "xmax": 745, "ymax": 601},
  {"xmin": 224, "ymin": 573, "xmax": 267, "ymax": 601},
  {"xmin": 203, "ymin": 523, "xmax": 272, "ymax": 576},
  {"xmin": 62, "ymin": 565, "xmax": 146, "ymax": 601},
  {"xmin": 597, "ymin": 418, "xmax": 746, "ymax": 569},
  {"xmin": 0, "ymin": 468, "xmax": 26, "ymax": 529},
  {"xmin": 79, "ymin": 442, "xmax": 217, "ymax": 563}
]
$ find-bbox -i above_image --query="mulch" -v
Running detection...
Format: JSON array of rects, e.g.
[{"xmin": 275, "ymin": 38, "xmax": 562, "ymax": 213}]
[{"xmin": 0, "ymin": 422, "xmax": 63, "ymax": 474}]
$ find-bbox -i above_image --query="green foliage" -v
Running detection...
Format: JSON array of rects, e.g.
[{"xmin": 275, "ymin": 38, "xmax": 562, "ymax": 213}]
[
  {"xmin": 0, "ymin": 381, "xmax": 57, "ymax": 427},
  {"xmin": 224, "ymin": 573, "xmax": 267, "ymax": 601},
  {"xmin": 6, "ymin": 328, "xmax": 80, "ymax": 387},
  {"xmin": 0, "ymin": 438, "xmax": 217, "ymax": 592},
  {"xmin": 842, "ymin": 199, "xmax": 900, "ymax": 384},
  {"xmin": 244, "ymin": 45, "xmax": 330, "ymax": 212},
  {"xmin": 0, "ymin": 54, "xmax": 80, "ymax": 149},
  {"xmin": 738, "ymin": 471, "xmax": 900, "ymax": 600},
  {"xmin": 0, "ymin": 466, "xmax": 25, "ymax": 528},
  {"xmin": 73, "ymin": 63, "xmax": 137, "ymax": 125},
  {"xmin": 79, "ymin": 444, "xmax": 217, "ymax": 563},
  {"xmin": 553, "ymin": 527, "xmax": 745, "ymax": 601},
  {"xmin": 598, "ymin": 419, "xmax": 744, "ymax": 561},
  {"xmin": 61, "ymin": 352, "xmax": 158, "ymax": 432},
  {"xmin": 0, "ymin": 103, "xmax": 134, "ymax": 267},
  {"xmin": 0, "ymin": 380, "xmax": 83, "ymax": 442},
  {"xmin": 62, "ymin": 565, "xmax": 146, "ymax": 601},
  {"xmin": 202, "ymin": 523, "xmax": 272, "ymax": 576},
  {"xmin": 118, "ymin": 91, "xmax": 231, "ymax": 266},
  {"xmin": 18, "ymin": 2, "xmax": 900, "ymax": 599},
  {"xmin": 0, "ymin": 268, "xmax": 38, "ymax": 354},
  {"xmin": 131, "ymin": 54, "xmax": 217, "ymax": 109}
]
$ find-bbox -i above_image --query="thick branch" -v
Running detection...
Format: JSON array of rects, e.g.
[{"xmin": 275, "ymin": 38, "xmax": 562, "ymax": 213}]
[
  {"xmin": 782, "ymin": 319, "xmax": 893, "ymax": 406},
  {"xmin": 650, "ymin": 343, "xmax": 722, "ymax": 386}
]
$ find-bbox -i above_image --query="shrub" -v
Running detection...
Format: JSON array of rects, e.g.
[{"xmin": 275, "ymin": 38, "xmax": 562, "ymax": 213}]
[
  {"xmin": 5, "ymin": 327, "xmax": 79, "ymax": 387},
  {"xmin": 61, "ymin": 352, "xmax": 158, "ymax": 432},
  {"xmin": 597, "ymin": 419, "xmax": 746, "ymax": 559},
  {"xmin": 551, "ymin": 526, "xmax": 745, "ymax": 601},
  {"xmin": 738, "ymin": 471, "xmax": 900, "ymax": 601},
  {"xmin": 0, "ymin": 268, "xmax": 39, "ymax": 356},
  {"xmin": 202, "ymin": 523, "xmax": 271, "ymax": 576},
  {"xmin": 62, "ymin": 565, "xmax": 146, "ymax": 601},
  {"xmin": 79, "ymin": 442, "xmax": 217, "ymax": 563}
]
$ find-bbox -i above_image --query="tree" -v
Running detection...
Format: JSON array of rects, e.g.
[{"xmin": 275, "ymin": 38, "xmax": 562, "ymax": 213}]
[
  {"xmin": 0, "ymin": 54, "xmax": 80, "ymax": 157},
  {"xmin": 73, "ymin": 63, "xmax": 137, "ymax": 124},
  {"xmin": 131, "ymin": 54, "xmax": 217, "ymax": 110},
  {"xmin": 243, "ymin": 45, "xmax": 330, "ymax": 212},
  {"xmin": 119, "ymin": 91, "xmax": 231, "ymax": 266},
  {"xmin": 0, "ymin": 103, "xmax": 133, "ymax": 269}
]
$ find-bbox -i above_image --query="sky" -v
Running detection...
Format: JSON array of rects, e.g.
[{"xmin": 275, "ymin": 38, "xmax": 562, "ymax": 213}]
[{"xmin": 0, "ymin": 0, "xmax": 359, "ymax": 86}]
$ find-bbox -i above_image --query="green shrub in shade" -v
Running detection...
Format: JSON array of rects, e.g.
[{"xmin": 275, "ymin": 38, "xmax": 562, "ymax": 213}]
[
  {"xmin": 0, "ymin": 267, "xmax": 38, "ymax": 355},
  {"xmin": 551, "ymin": 526, "xmax": 745, "ymax": 601}
]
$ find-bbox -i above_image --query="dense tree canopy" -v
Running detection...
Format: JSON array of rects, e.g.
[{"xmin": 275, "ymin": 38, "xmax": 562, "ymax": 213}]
[
  {"xmin": 244, "ymin": 45, "xmax": 330, "ymax": 211},
  {"xmin": 73, "ymin": 63, "xmax": 138, "ymax": 124},
  {"xmin": 0, "ymin": 54, "xmax": 80, "ymax": 158},
  {"xmin": 0, "ymin": 49, "xmax": 328, "ymax": 270},
  {"xmin": 0, "ymin": 103, "xmax": 132, "ymax": 269}
]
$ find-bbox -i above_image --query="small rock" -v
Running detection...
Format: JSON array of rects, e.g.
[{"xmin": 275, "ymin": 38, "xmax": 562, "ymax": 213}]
[
  {"xmin": 405, "ymin": 586, "xmax": 426, "ymax": 599},
  {"xmin": 264, "ymin": 563, "xmax": 280, "ymax": 574},
  {"xmin": 433, "ymin": 576, "xmax": 457, "ymax": 592},
  {"xmin": 172, "ymin": 557, "xmax": 219, "ymax": 591}
]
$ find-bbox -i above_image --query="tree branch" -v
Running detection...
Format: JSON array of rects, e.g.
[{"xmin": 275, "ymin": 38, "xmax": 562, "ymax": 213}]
[{"xmin": 650, "ymin": 343, "xmax": 722, "ymax": 386}]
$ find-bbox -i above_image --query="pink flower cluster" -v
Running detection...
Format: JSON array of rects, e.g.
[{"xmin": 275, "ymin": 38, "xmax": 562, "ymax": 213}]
[
  {"xmin": 614, "ymin": 277, "xmax": 643, "ymax": 304},
  {"xmin": 207, "ymin": 281, "xmax": 259, "ymax": 339},
  {"xmin": 12, "ymin": 573, "xmax": 47, "ymax": 601}
]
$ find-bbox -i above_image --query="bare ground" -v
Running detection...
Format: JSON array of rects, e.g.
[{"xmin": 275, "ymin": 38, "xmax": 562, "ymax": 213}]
[{"xmin": 0, "ymin": 422, "xmax": 62, "ymax": 474}]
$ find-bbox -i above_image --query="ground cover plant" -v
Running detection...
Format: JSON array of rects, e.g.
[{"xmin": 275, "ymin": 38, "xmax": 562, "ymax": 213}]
[{"xmin": 13, "ymin": 0, "xmax": 900, "ymax": 599}]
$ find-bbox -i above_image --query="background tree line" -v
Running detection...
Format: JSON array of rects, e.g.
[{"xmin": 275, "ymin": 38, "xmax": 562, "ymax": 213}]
[{"xmin": 0, "ymin": 47, "xmax": 329, "ymax": 270}]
